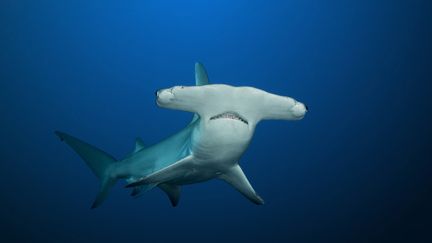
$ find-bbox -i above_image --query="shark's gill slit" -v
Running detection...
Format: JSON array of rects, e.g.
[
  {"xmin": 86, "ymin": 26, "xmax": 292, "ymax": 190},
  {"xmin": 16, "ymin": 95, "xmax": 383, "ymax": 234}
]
[{"xmin": 209, "ymin": 112, "xmax": 249, "ymax": 125}]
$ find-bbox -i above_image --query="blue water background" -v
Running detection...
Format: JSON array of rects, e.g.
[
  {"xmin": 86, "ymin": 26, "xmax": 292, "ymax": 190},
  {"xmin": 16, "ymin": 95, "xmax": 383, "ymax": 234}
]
[{"xmin": 1, "ymin": 1, "xmax": 431, "ymax": 242}]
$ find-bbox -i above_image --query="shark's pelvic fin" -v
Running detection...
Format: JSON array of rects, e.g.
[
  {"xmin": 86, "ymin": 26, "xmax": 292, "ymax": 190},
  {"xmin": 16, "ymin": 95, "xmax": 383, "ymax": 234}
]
[
  {"xmin": 131, "ymin": 187, "xmax": 141, "ymax": 197},
  {"xmin": 159, "ymin": 183, "xmax": 181, "ymax": 207},
  {"xmin": 126, "ymin": 155, "xmax": 194, "ymax": 187},
  {"xmin": 219, "ymin": 164, "xmax": 264, "ymax": 205},
  {"xmin": 54, "ymin": 131, "xmax": 118, "ymax": 209}
]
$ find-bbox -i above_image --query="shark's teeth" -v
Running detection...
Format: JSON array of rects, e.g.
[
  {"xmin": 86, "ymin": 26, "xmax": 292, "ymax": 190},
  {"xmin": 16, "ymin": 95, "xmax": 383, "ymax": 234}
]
[{"xmin": 209, "ymin": 112, "xmax": 248, "ymax": 124}]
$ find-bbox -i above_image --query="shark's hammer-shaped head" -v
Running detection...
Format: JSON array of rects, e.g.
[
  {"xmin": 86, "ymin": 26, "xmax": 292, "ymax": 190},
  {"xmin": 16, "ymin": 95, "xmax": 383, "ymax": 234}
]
[{"xmin": 156, "ymin": 84, "xmax": 307, "ymax": 126}]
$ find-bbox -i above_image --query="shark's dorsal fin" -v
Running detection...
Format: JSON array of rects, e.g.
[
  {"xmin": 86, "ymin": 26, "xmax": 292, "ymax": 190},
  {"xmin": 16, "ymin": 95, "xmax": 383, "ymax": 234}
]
[
  {"xmin": 133, "ymin": 137, "xmax": 145, "ymax": 153},
  {"xmin": 195, "ymin": 62, "xmax": 209, "ymax": 86},
  {"xmin": 219, "ymin": 164, "xmax": 264, "ymax": 205},
  {"xmin": 190, "ymin": 62, "xmax": 209, "ymax": 123},
  {"xmin": 159, "ymin": 183, "xmax": 181, "ymax": 207}
]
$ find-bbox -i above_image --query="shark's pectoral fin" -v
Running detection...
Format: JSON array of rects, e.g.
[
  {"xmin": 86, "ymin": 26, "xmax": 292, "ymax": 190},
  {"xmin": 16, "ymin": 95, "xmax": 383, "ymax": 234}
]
[
  {"xmin": 159, "ymin": 183, "xmax": 181, "ymax": 207},
  {"xmin": 125, "ymin": 155, "xmax": 194, "ymax": 188},
  {"xmin": 219, "ymin": 164, "xmax": 264, "ymax": 205}
]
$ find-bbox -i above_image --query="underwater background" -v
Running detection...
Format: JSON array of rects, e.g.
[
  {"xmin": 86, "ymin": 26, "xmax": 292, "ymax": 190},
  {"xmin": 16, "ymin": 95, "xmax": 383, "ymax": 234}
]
[{"xmin": 1, "ymin": 0, "xmax": 431, "ymax": 242}]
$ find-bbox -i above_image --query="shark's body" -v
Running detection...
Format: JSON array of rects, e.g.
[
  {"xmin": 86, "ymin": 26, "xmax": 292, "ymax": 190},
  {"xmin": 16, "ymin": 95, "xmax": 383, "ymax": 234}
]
[{"xmin": 56, "ymin": 63, "xmax": 307, "ymax": 208}]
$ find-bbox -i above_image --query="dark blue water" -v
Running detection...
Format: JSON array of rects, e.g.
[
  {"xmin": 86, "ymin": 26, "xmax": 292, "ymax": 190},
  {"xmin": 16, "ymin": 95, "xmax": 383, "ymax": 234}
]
[{"xmin": 1, "ymin": 1, "xmax": 431, "ymax": 242}]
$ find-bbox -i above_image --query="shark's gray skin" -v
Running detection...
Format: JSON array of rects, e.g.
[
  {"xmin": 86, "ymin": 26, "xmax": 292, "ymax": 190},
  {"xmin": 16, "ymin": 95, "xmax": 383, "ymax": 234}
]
[{"xmin": 55, "ymin": 63, "xmax": 307, "ymax": 208}]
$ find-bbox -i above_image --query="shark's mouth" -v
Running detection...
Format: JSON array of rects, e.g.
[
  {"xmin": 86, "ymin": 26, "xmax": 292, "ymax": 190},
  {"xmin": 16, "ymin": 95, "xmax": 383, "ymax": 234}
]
[{"xmin": 209, "ymin": 112, "xmax": 248, "ymax": 125}]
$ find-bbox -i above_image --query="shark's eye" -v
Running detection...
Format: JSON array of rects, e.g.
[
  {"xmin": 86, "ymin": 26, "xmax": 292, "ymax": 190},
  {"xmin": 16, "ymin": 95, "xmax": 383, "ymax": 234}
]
[{"xmin": 180, "ymin": 86, "xmax": 185, "ymax": 89}]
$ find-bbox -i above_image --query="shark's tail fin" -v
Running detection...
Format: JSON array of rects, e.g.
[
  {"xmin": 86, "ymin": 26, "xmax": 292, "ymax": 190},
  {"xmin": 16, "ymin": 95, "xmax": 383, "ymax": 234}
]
[{"xmin": 55, "ymin": 131, "xmax": 118, "ymax": 209}]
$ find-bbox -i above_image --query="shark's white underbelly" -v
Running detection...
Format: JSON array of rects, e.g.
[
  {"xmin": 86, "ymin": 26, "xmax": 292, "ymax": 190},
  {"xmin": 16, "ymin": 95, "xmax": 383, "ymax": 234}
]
[{"xmin": 171, "ymin": 118, "xmax": 254, "ymax": 185}]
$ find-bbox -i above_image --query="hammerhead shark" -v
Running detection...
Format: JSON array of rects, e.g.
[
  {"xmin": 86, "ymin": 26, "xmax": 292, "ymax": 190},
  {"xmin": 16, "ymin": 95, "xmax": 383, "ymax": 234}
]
[{"xmin": 55, "ymin": 63, "xmax": 307, "ymax": 208}]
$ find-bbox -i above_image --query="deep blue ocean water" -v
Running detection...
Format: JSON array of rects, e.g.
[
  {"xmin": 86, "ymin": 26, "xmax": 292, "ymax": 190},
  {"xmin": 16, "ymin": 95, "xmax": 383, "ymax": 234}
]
[{"xmin": 1, "ymin": 0, "xmax": 431, "ymax": 242}]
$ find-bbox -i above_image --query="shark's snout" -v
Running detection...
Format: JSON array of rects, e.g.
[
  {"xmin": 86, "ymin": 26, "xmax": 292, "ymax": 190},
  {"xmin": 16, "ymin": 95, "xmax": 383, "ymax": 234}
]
[
  {"xmin": 291, "ymin": 101, "xmax": 308, "ymax": 119},
  {"xmin": 156, "ymin": 88, "xmax": 175, "ymax": 106}
]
